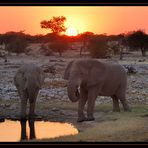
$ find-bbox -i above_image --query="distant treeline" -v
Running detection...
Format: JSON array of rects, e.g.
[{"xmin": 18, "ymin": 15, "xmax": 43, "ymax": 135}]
[
  {"xmin": 0, "ymin": 30, "xmax": 147, "ymax": 57},
  {"xmin": 0, "ymin": 31, "xmax": 122, "ymax": 44}
]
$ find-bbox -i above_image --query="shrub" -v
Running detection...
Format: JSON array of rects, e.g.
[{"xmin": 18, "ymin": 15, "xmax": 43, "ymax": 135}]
[
  {"xmin": 49, "ymin": 41, "xmax": 68, "ymax": 56},
  {"xmin": 40, "ymin": 44, "xmax": 53, "ymax": 56},
  {"xmin": 108, "ymin": 41, "xmax": 120, "ymax": 55},
  {"xmin": 6, "ymin": 38, "xmax": 28, "ymax": 54},
  {"xmin": 88, "ymin": 39, "xmax": 109, "ymax": 58}
]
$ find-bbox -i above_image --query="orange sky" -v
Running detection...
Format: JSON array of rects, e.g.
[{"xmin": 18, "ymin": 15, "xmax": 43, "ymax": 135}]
[{"xmin": 0, "ymin": 6, "xmax": 148, "ymax": 35}]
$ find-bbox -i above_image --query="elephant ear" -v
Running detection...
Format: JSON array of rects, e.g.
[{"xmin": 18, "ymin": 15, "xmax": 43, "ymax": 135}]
[
  {"xmin": 39, "ymin": 70, "xmax": 45, "ymax": 86},
  {"xmin": 63, "ymin": 60, "xmax": 74, "ymax": 80},
  {"xmin": 36, "ymin": 68, "xmax": 45, "ymax": 88},
  {"xmin": 14, "ymin": 72, "xmax": 20, "ymax": 89},
  {"xmin": 14, "ymin": 70, "xmax": 27, "ymax": 90},
  {"xmin": 23, "ymin": 75, "xmax": 28, "ymax": 90},
  {"xmin": 87, "ymin": 63, "xmax": 107, "ymax": 87}
]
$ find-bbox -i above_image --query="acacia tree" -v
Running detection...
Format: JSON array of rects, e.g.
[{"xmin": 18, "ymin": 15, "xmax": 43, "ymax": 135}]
[
  {"xmin": 49, "ymin": 38, "xmax": 68, "ymax": 56},
  {"xmin": 40, "ymin": 16, "xmax": 68, "ymax": 56},
  {"xmin": 40, "ymin": 16, "xmax": 67, "ymax": 34},
  {"xmin": 126, "ymin": 30, "xmax": 148, "ymax": 56}
]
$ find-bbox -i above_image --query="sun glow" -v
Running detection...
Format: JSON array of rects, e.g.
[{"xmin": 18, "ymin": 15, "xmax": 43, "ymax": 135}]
[{"xmin": 65, "ymin": 27, "xmax": 78, "ymax": 36}]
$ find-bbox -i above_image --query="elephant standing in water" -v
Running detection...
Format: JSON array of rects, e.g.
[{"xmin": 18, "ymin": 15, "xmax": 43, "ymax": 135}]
[
  {"xmin": 64, "ymin": 59, "xmax": 131, "ymax": 122},
  {"xmin": 14, "ymin": 64, "xmax": 45, "ymax": 119},
  {"xmin": 20, "ymin": 119, "xmax": 35, "ymax": 140}
]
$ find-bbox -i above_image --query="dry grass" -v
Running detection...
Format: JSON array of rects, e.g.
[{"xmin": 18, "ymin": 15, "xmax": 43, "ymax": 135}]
[
  {"xmin": 43, "ymin": 79, "xmax": 67, "ymax": 88},
  {"xmin": 39, "ymin": 116, "xmax": 148, "ymax": 142},
  {"xmin": 33, "ymin": 104, "xmax": 148, "ymax": 142},
  {"xmin": 48, "ymin": 118, "xmax": 145, "ymax": 142},
  {"xmin": 36, "ymin": 99, "xmax": 78, "ymax": 111}
]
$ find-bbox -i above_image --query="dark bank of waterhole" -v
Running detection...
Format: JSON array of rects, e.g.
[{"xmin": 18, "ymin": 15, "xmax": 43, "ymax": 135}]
[{"xmin": 0, "ymin": 119, "xmax": 78, "ymax": 142}]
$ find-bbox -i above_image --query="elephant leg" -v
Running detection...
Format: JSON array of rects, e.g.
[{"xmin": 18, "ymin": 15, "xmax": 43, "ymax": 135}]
[
  {"xmin": 111, "ymin": 95, "xmax": 120, "ymax": 112},
  {"xmin": 77, "ymin": 85, "xmax": 88, "ymax": 122},
  {"xmin": 20, "ymin": 93, "xmax": 28, "ymax": 120},
  {"xmin": 29, "ymin": 100, "xmax": 36, "ymax": 119},
  {"xmin": 28, "ymin": 119, "xmax": 36, "ymax": 139},
  {"xmin": 29, "ymin": 93, "xmax": 38, "ymax": 119},
  {"xmin": 86, "ymin": 87, "xmax": 98, "ymax": 121},
  {"xmin": 20, "ymin": 119, "xmax": 28, "ymax": 140},
  {"xmin": 120, "ymin": 98, "xmax": 131, "ymax": 112},
  {"xmin": 29, "ymin": 89, "xmax": 39, "ymax": 119},
  {"xmin": 117, "ymin": 94, "xmax": 131, "ymax": 112}
]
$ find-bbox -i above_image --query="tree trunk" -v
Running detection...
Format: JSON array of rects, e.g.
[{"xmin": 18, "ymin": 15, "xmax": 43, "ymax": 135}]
[
  {"xmin": 119, "ymin": 48, "xmax": 123, "ymax": 60},
  {"xmin": 80, "ymin": 40, "xmax": 87, "ymax": 57},
  {"xmin": 141, "ymin": 48, "xmax": 146, "ymax": 56}
]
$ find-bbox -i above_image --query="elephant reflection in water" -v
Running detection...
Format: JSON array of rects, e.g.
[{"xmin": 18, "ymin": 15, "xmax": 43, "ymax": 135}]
[{"xmin": 20, "ymin": 119, "xmax": 36, "ymax": 141}]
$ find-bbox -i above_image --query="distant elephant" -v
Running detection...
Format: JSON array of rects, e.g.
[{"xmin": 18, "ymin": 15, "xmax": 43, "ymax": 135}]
[
  {"xmin": 64, "ymin": 59, "xmax": 131, "ymax": 122},
  {"xmin": 14, "ymin": 64, "xmax": 45, "ymax": 119}
]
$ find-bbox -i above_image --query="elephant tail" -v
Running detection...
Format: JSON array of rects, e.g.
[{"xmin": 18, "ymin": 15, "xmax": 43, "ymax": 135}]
[{"xmin": 63, "ymin": 60, "xmax": 74, "ymax": 80}]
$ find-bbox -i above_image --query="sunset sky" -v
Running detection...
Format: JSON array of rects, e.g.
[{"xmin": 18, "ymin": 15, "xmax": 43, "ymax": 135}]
[{"xmin": 0, "ymin": 6, "xmax": 148, "ymax": 35}]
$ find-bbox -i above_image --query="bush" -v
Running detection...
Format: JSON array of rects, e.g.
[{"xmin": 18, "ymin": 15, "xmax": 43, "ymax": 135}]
[
  {"xmin": 108, "ymin": 41, "xmax": 120, "ymax": 55},
  {"xmin": 6, "ymin": 38, "xmax": 28, "ymax": 54},
  {"xmin": 88, "ymin": 39, "xmax": 109, "ymax": 58},
  {"xmin": 40, "ymin": 44, "xmax": 53, "ymax": 56},
  {"xmin": 49, "ymin": 41, "xmax": 68, "ymax": 56}
]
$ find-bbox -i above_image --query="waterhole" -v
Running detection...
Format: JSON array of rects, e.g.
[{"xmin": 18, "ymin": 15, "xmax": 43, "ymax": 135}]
[{"xmin": 0, "ymin": 119, "xmax": 78, "ymax": 142}]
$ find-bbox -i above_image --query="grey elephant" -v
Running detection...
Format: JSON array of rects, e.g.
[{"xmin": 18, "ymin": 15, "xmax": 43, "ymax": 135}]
[
  {"xmin": 63, "ymin": 59, "xmax": 131, "ymax": 122},
  {"xmin": 14, "ymin": 64, "xmax": 45, "ymax": 119}
]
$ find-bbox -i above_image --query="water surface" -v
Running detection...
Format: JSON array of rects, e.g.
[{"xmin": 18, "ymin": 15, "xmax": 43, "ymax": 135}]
[{"xmin": 0, "ymin": 119, "xmax": 78, "ymax": 142}]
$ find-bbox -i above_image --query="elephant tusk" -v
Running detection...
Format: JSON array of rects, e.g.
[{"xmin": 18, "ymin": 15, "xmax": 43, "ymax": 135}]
[{"xmin": 75, "ymin": 89, "xmax": 80, "ymax": 98}]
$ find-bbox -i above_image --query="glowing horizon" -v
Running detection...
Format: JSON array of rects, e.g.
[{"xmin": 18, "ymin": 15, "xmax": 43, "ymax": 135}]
[
  {"xmin": 0, "ymin": 6, "xmax": 148, "ymax": 36},
  {"xmin": 65, "ymin": 26, "xmax": 79, "ymax": 36}
]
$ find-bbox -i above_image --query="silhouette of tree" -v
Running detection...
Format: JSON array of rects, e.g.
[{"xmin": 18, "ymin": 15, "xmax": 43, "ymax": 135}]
[
  {"xmin": 126, "ymin": 30, "xmax": 148, "ymax": 56},
  {"xmin": 79, "ymin": 31, "xmax": 94, "ymax": 56},
  {"xmin": 49, "ymin": 36, "xmax": 68, "ymax": 56},
  {"xmin": 40, "ymin": 16, "xmax": 67, "ymax": 35},
  {"xmin": 40, "ymin": 16, "xmax": 68, "ymax": 56},
  {"xmin": 0, "ymin": 31, "xmax": 28, "ymax": 54}
]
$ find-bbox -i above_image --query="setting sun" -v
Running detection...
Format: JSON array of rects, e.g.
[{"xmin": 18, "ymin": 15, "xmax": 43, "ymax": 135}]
[
  {"xmin": 1, "ymin": 6, "xmax": 148, "ymax": 35},
  {"xmin": 65, "ymin": 27, "xmax": 78, "ymax": 36}
]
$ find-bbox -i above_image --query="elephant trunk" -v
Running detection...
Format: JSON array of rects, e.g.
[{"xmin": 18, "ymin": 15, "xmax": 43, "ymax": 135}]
[{"xmin": 67, "ymin": 81, "xmax": 80, "ymax": 102}]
